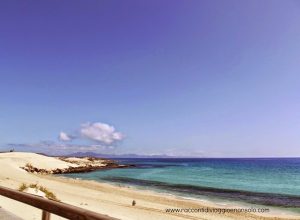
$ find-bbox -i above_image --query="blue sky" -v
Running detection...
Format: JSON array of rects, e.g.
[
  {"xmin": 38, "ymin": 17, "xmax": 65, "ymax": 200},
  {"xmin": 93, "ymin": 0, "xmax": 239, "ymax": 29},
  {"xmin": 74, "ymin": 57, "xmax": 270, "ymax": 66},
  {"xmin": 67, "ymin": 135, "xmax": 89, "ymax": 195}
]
[{"xmin": 0, "ymin": 0, "xmax": 300, "ymax": 157}]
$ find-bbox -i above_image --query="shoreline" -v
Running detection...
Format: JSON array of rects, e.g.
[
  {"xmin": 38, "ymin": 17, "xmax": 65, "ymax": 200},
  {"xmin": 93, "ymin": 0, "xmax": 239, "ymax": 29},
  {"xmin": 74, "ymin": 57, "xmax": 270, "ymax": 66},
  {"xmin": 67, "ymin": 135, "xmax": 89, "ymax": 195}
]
[
  {"xmin": 46, "ymin": 174, "xmax": 300, "ymax": 219},
  {"xmin": 61, "ymin": 174, "xmax": 300, "ymax": 217},
  {"xmin": 91, "ymin": 175, "xmax": 300, "ymax": 209},
  {"xmin": 0, "ymin": 152, "xmax": 299, "ymax": 220}
]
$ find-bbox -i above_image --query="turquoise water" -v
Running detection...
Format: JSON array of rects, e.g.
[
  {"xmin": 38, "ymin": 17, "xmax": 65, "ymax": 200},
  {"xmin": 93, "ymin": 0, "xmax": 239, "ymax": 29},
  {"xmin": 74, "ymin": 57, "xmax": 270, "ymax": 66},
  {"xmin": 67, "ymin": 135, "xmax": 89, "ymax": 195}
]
[{"xmin": 63, "ymin": 158, "xmax": 300, "ymax": 209}]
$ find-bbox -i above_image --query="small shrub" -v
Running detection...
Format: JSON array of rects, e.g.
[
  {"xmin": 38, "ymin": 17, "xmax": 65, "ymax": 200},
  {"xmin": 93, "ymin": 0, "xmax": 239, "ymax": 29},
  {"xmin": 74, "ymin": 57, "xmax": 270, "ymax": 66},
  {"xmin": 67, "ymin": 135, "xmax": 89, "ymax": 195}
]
[
  {"xmin": 39, "ymin": 186, "xmax": 59, "ymax": 201},
  {"xmin": 44, "ymin": 190, "xmax": 58, "ymax": 201},
  {"xmin": 25, "ymin": 163, "xmax": 33, "ymax": 169},
  {"xmin": 18, "ymin": 183, "xmax": 28, "ymax": 191},
  {"xmin": 29, "ymin": 183, "xmax": 38, "ymax": 188},
  {"xmin": 17, "ymin": 183, "xmax": 59, "ymax": 201}
]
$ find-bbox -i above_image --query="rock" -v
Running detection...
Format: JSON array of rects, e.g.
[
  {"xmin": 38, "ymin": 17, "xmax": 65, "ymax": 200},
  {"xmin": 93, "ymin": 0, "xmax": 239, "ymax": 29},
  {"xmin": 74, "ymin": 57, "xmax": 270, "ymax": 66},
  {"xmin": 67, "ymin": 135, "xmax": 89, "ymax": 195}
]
[{"xmin": 20, "ymin": 157, "xmax": 136, "ymax": 175}]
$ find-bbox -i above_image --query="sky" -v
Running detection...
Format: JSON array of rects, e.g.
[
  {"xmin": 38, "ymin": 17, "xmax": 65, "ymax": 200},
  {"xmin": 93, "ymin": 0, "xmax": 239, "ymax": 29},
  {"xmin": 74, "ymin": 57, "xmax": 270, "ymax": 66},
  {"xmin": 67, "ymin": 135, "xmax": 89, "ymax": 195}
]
[{"xmin": 0, "ymin": 0, "xmax": 300, "ymax": 157}]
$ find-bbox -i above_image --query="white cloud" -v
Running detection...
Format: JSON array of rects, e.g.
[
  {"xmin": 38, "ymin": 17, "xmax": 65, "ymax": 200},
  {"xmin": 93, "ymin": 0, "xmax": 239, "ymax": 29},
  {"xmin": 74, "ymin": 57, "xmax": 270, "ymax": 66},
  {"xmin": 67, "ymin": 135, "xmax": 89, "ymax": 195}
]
[
  {"xmin": 58, "ymin": 132, "xmax": 72, "ymax": 141},
  {"xmin": 80, "ymin": 122, "xmax": 124, "ymax": 144}
]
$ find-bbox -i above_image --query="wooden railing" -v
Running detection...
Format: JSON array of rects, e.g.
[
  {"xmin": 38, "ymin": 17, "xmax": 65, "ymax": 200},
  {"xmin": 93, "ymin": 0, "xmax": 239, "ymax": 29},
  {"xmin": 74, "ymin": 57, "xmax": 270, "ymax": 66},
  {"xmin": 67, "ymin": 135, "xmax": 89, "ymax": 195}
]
[{"xmin": 0, "ymin": 186, "xmax": 119, "ymax": 220}]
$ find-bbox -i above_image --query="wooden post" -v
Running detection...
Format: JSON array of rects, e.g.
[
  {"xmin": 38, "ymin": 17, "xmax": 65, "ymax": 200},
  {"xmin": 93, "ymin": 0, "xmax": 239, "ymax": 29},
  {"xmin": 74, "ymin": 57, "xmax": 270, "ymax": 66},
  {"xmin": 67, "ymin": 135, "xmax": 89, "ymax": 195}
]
[{"xmin": 42, "ymin": 210, "xmax": 50, "ymax": 220}]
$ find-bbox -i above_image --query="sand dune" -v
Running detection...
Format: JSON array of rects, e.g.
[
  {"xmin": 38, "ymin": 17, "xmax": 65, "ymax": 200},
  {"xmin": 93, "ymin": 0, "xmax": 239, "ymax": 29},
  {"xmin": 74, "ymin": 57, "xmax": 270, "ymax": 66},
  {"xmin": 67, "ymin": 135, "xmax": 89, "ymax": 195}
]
[{"xmin": 0, "ymin": 152, "xmax": 298, "ymax": 220}]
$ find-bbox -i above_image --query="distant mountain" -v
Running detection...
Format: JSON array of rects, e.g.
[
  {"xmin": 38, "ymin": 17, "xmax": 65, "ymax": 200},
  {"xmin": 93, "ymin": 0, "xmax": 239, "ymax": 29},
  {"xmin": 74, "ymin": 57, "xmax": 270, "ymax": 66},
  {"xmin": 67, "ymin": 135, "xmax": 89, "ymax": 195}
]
[{"xmin": 63, "ymin": 152, "xmax": 174, "ymax": 158}]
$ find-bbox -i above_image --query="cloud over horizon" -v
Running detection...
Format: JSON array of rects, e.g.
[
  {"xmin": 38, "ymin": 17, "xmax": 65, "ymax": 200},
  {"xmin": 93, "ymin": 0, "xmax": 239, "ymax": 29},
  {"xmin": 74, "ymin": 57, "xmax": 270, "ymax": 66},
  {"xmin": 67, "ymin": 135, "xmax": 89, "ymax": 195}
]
[
  {"xmin": 6, "ymin": 141, "xmax": 114, "ymax": 155},
  {"xmin": 58, "ymin": 121, "xmax": 124, "ymax": 146},
  {"xmin": 6, "ymin": 121, "xmax": 125, "ymax": 155},
  {"xmin": 79, "ymin": 122, "xmax": 124, "ymax": 144},
  {"xmin": 58, "ymin": 132, "xmax": 73, "ymax": 141}
]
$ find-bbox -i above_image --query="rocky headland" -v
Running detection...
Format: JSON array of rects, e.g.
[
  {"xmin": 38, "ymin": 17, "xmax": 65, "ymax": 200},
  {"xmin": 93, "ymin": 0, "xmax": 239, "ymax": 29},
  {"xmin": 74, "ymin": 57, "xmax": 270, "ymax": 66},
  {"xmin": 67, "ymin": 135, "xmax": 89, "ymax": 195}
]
[{"xmin": 21, "ymin": 156, "xmax": 135, "ymax": 174}]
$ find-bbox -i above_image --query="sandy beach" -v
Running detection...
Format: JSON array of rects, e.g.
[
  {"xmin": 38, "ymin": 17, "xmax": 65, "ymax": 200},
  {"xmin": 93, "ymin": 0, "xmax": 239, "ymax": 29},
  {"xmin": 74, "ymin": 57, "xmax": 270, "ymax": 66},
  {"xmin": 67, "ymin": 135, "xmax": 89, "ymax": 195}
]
[{"xmin": 0, "ymin": 152, "xmax": 298, "ymax": 220}]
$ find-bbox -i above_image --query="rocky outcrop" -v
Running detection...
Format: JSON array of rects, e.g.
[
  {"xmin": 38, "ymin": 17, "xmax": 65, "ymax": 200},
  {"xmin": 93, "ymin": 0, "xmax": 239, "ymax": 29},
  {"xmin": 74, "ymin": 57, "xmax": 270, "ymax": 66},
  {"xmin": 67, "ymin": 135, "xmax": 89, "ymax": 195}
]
[{"xmin": 20, "ymin": 157, "xmax": 135, "ymax": 174}]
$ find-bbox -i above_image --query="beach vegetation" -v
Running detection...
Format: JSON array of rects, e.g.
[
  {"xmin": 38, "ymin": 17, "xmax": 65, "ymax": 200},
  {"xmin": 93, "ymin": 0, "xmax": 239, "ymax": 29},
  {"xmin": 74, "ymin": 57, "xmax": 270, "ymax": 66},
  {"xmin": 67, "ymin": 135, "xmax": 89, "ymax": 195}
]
[
  {"xmin": 17, "ymin": 183, "xmax": 60, "ymax": 201},
  {"xmin": 29, "ymin": 183, "xmax": 38, "ymax": 188},
  {"xmin": 25, "ymin": 163, "xmax": 34, "ymax": 169},
  {"xmin": 18, "ymin": 183, "xmax": 27, "ymax": 191},
  {"xmin": 39, "ymin": 186, "xmax": 59, "ymax": 201}
]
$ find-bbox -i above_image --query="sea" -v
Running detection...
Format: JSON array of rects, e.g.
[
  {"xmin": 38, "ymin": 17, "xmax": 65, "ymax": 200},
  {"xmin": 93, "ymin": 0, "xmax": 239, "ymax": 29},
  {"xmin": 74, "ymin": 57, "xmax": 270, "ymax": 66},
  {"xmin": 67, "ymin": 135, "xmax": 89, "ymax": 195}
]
[{"xmin": 62, "ymin": 158, "xmax": 300, "ymax": 213}]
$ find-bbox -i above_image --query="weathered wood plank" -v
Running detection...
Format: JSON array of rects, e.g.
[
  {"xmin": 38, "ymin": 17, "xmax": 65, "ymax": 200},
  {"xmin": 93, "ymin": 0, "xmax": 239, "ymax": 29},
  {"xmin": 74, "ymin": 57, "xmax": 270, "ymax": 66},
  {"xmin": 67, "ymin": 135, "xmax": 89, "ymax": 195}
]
[{"xmin": 0, "ymin": 186, "xmax": 119, "ymax": 220}]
